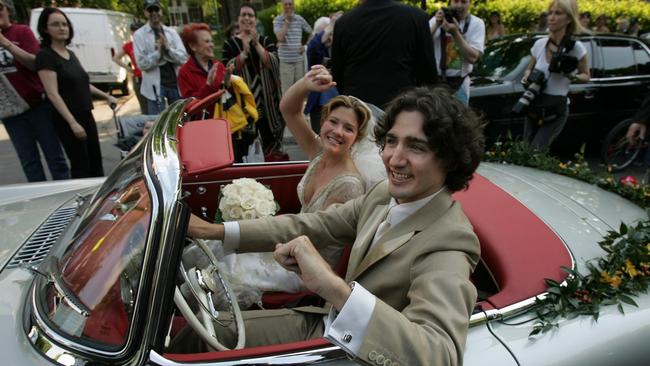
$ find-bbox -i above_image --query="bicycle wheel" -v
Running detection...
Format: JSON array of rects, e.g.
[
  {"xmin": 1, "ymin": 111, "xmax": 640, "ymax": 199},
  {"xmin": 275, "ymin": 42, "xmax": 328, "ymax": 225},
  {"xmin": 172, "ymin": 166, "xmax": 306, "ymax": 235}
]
[{"xmin": 601, "ymin": 118, "xmax": 641, "ymax": 172}]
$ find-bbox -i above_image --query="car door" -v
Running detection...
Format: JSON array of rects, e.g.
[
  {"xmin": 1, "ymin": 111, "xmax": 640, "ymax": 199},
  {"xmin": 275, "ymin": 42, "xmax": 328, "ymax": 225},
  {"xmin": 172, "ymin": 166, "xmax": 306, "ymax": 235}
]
[{"xmin": 591, "ymin": 37, "xmax": 650, "ymax": 138}]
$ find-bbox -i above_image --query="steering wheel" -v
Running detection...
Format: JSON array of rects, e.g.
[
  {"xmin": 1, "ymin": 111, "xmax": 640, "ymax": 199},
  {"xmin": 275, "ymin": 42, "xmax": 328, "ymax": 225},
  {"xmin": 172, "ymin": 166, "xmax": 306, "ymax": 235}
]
[
  {"xmin": 174, "ymin": 238, "xmax": 246, "ymax": 351},
  {"xmin": 184, "ymin": 90, "xmax": 224, "ymax": 121}
]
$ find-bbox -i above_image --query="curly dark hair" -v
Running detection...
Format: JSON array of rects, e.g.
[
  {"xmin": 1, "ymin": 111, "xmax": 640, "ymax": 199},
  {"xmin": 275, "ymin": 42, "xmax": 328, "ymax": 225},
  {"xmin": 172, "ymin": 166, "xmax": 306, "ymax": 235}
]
[
  {"xmin": 37, "ymin": 7, "xmax": 74, "ymax": 47},
  {"xmin": 374, "ymin": 86, "xmax": 485, "ymax": 192}
]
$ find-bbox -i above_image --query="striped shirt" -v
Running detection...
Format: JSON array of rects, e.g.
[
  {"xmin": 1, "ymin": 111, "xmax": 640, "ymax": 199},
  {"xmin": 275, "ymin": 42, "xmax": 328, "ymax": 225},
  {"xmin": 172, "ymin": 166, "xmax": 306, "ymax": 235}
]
[{"xmin": 273, "ymin": 13, "xmax": 312, "ymax": 63}]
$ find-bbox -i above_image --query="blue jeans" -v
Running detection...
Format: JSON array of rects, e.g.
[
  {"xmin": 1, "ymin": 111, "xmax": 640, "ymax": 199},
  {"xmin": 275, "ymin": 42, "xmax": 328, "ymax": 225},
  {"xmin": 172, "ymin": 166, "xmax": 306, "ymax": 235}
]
[
  {"xmin": 455, "ymin": 87, "xmax": 469, "ymax": 106},
  {"xmin": 146, "ymin": 85, "xmax": 181, "ymax": 115},
  {"xmin": 3, "ymin": 101, "xmax": 70, "ymax": 182}
]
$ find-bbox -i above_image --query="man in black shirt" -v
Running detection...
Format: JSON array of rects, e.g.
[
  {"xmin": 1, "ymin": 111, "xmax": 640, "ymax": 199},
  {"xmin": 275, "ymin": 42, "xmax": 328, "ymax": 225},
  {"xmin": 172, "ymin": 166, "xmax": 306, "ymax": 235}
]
[
  {"xmin": 133, "ymin": 0, "xmax": 187, "ymax": 114},
  {"xmin": 331, "ymin": 0, "xmax": 437, "ymax": 108}
]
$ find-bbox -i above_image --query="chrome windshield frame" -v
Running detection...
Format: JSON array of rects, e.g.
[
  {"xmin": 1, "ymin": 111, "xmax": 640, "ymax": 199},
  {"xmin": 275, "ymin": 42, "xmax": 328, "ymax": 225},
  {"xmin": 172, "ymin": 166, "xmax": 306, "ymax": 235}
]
[{"xmin": 28, "ymin": 100, "xmax": 190, "ymax": 365}]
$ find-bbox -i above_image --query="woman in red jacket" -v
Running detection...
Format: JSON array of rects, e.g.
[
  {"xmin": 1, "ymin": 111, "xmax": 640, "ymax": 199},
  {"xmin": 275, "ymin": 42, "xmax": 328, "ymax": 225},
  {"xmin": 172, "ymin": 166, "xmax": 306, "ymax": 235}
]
[{"xmin": 178, "ymin": 23, "xmax": 228, "ymax": 98}]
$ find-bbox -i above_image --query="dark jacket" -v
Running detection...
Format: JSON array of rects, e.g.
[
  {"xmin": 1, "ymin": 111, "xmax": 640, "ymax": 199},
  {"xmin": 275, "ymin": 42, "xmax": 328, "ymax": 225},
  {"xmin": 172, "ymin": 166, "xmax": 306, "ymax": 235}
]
[{"xmin": 331, "ymin": 0, "xmax": 438, "ymax": 108}]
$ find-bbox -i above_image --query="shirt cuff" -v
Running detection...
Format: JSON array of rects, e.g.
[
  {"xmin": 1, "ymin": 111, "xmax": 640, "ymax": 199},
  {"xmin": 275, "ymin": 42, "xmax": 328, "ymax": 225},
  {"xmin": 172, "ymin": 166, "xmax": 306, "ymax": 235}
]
[
  {"xmin": 222, "ymin": 221, "xmax": 240, "ymax": 252},
  {"xmin": 323, "ymin": 281, "xmax": 375, "ymax": 355}
]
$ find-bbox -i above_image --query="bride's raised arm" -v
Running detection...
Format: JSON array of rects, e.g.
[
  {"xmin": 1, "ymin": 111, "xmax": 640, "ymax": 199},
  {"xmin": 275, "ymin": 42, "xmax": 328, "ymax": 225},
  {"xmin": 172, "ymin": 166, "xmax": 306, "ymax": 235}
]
[{"xmin": 279, "ymin": 65, "xmax": 337, "ymax": 160}]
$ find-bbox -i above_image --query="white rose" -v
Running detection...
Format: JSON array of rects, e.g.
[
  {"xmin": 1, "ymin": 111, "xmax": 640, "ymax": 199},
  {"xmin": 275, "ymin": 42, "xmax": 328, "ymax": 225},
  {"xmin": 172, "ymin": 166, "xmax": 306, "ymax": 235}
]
[
  {"xmin": 224, "ymin": 194, "xmax": 240, "ymax": 207},
  {"xmin": 240, "ymin": 196, "xmax": 256, "ymax": 210},
  {"xmin": 221, "ymin": 184, "xmax": 234, "ymax": 196},
  {"xmin": 228, "ymin": 206, "xmax": 244, "ymax": 220},
  {"xmin": 255, "ymin": 200, "xmax": 276, "ymax": 217},
  {"xmin": 261, "ymin": 189, "xmax": 274, "ymax": 201},
  {"xmin": 242, "ymin": 209, "xmax": 257, "ymax": 220}
]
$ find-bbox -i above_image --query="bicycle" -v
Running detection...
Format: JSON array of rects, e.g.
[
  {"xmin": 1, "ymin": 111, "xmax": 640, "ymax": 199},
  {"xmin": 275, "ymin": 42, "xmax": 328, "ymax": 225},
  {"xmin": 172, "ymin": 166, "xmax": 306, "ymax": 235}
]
[{"xmin": 601, "ymin": 118, "xmax": 649, "ymax": 172}]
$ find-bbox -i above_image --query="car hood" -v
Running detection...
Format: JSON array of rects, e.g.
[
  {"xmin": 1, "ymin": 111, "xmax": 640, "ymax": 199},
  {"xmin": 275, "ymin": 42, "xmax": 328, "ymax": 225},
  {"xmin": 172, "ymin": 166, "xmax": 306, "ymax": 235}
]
[
  {"xmin": 478, "ymin": 163, "xmax": 646, "ymax": 268},
  {"xmin": 0, "ymin": 179, "xmax": 102, "ymax": 269}
]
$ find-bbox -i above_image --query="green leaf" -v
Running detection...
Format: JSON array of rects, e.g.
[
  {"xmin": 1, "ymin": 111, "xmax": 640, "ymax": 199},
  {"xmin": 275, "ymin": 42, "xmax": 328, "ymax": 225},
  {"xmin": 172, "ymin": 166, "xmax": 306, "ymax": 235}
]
[
  {"xmin": 620, "ymin": 222, "xmax": 628, "ymax": 235},
  {"xmin": 619, "ymin": 295, "xmax": 639, "ymax": 307}
]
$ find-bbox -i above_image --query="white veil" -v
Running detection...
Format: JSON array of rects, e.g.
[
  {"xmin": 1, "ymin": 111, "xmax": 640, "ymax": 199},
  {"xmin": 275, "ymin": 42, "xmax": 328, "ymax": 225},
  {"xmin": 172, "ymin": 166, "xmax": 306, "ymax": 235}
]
[{"xmin": 351, "ymin": 101, "xmax": 387, "ymax": 191}]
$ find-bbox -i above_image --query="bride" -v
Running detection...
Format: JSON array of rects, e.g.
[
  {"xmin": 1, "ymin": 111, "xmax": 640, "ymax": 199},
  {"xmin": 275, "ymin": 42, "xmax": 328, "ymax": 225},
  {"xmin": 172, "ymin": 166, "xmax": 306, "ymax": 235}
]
[{"xmin": 189, "ymin": 65, "xmax": 386, "ymax": 309}]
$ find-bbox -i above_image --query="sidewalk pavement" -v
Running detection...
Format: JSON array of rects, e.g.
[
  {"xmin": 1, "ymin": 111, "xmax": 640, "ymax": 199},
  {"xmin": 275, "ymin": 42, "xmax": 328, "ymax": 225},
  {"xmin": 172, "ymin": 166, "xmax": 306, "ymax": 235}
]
[{"xmin": 0, "ymin": 94, "xmax": 139, "ymax": 186}]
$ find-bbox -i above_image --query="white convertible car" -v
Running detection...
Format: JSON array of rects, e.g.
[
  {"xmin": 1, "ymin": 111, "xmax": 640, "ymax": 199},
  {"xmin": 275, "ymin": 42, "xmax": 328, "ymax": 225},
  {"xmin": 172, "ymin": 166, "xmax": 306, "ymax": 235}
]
[{"xmin": 0, "ymin": 96, "xmax": 648, "ymax": 365}]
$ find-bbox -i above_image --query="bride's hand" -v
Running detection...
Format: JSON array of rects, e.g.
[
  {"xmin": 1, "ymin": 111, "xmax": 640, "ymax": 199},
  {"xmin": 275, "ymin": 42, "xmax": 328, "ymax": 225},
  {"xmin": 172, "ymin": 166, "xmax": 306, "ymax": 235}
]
[{"xmin": 303, "ymin": 65, "xmax": 336, "ymax": 92}]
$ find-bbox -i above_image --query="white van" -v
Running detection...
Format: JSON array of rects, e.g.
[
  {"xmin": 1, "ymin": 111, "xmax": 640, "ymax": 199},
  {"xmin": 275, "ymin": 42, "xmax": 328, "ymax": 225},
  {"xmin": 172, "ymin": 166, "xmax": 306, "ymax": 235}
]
[{"xmin": 30, "ymin": 7, "xmax": 135, "ymax": 94}]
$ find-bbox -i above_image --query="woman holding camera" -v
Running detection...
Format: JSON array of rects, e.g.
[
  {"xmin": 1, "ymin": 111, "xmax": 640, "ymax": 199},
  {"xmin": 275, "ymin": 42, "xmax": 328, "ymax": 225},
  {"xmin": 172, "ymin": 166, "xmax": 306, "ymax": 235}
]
[{"xmin": 521, "ymin": 0, "xmax": 589, "ymax": 150}]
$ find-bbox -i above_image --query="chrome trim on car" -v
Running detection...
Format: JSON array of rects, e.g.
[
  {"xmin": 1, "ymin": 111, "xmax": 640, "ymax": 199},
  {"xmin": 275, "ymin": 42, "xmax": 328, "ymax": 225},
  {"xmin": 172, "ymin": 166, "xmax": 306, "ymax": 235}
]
[
  {"xmin": 183, "ymin": 174, "xmax": 306, "ymax": 186},
  {"xmin": 27, "ymin": 100, "xmax": 190, "ymax": 364},
  {"xmin": 149, "ymin": 345, "xmax": 347, "ymax": 365},
  {"xmin": 6, "ymin": 204, "xmax": 78, "ymax": 269},
  {"xmin": 28, "ymin": 325, "xmax": 91, "ymax": 366}
]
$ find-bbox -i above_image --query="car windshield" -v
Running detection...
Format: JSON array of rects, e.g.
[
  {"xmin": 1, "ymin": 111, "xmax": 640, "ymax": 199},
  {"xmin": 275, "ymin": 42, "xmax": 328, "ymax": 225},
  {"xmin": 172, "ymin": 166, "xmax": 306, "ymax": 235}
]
[
  {"xmin": 474, "ymin": 36, "xmax": 534, "ymax": 80},
  {"xmin": 38, "ymin": 155, "xmax": 152, "ymax": 349}
]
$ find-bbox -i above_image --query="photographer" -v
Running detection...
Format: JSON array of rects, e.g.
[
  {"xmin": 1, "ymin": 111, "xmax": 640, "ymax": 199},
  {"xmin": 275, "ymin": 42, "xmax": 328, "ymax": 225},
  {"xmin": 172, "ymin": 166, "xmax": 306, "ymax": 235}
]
[
  {"xmin": 430, "ymin": 0, "xmax": 485, "ymax": 105},
  {"xmin": 521, "ymin": 0, "xmax": 589, "ymax": 150}
]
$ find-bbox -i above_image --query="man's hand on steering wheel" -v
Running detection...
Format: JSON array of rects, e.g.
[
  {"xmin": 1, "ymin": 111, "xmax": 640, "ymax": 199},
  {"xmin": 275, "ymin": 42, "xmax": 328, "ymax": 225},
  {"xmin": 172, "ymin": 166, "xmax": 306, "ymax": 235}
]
[{"xmin": 274, "ymin": 235, "xmax": 352, "ymax": 311}]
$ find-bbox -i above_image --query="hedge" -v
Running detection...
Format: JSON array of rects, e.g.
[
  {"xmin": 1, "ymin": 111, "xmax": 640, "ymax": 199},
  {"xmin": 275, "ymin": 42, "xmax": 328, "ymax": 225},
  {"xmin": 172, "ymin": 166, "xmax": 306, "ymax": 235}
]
[
  {"xmin": 256, "ymin": 0, "xmax": 650, "ymax": 41},
  {"xmin": 474, "ymin": 0, "xmax": 650, "ymax": 34}
]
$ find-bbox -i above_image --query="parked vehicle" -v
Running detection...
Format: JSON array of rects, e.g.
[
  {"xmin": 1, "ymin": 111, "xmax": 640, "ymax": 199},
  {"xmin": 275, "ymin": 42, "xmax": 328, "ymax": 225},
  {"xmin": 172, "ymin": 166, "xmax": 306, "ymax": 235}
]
[
  {"xmin": 1, "ymin": 95, "xmax": 648, "ymax": 365},
  {"xmin": 470, "ymin": 33, "xmax": 650, "ymax": 154},
  {"xmin": 29, "ymin": 7, "xmax": 135, "ymax": 95}
]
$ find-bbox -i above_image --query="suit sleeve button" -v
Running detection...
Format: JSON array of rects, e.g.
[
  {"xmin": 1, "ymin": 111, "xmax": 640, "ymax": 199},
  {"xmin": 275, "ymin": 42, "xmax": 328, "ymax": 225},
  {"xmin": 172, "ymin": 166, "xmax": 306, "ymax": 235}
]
[
  {"xmin": 369, "ymin": 350, "xmax": 378, "ymax": 361},
  {"xmin": 376, "ymin": 354, "xmax": 385, "ymax": 364}
]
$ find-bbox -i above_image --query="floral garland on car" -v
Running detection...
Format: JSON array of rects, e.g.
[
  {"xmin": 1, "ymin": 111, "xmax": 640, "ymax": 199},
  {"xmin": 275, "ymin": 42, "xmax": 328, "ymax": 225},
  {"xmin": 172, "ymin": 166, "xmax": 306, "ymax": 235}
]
[
  {"xmin": 484, "ymin": 138, "xmax": 650, "ymax": 336},
  {"xmin": 484, "ymin": 138, "xmax": 650, "ymax": 208},
  {"xmin": 214, "ymin": 178, "xmax": 279, "ymax": 223}
]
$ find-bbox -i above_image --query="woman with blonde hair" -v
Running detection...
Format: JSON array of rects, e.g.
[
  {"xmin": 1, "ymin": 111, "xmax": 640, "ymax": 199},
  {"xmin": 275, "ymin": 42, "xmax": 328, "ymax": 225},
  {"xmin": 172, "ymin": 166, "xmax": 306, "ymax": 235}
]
[
  {"xmin": 521, "ymin": 0, "xmax": 590, "ymax": 150},
  {"xmin": 186, "ymin": 66, "xmax": 380, "ymax": 310}
]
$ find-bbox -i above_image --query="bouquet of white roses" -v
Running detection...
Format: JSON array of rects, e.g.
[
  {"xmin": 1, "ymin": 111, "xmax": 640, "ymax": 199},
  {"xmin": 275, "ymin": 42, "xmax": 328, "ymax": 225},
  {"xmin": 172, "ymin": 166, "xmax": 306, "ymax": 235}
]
[{"xmin": 216, "ymin": 178, "xmax": 278, "ymax": 222}]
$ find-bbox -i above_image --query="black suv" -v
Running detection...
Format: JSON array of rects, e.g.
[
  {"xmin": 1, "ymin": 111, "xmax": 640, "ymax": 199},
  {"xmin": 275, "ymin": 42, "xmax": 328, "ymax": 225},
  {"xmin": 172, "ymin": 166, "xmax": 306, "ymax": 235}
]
[{"xmin": 470, "ymin": 33, "xmax": 650, "ymax": 153}]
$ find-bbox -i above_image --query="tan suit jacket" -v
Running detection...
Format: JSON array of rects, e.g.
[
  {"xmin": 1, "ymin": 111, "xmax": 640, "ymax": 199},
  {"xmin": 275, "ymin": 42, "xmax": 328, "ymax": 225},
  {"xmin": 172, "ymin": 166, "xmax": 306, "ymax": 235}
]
[{"xmin": 238, "ymin": 180, "xmax": 480, "ymax": 366}]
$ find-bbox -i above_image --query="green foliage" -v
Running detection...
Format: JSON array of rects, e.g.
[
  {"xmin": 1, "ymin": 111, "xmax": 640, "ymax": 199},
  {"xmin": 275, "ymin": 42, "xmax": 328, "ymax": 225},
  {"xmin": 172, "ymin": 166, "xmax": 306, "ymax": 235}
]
[
  {"xmin": 474, "ymin": 0, "xmax": 650, "ymax": 34},
  {"xmin": 530, "ymin": 216, "xmax": 650, "ymax": 336},
  {"xmin": 484, "ymin": 137, "xmax": 650, "ymax": 208}
]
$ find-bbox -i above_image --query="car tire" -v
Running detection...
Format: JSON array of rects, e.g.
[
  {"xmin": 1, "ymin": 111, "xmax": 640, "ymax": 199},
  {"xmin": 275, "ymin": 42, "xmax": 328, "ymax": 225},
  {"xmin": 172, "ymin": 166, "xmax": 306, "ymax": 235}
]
[{"xmin": 601, "ymin": 118, "xmax": 641, "ymax": 172}]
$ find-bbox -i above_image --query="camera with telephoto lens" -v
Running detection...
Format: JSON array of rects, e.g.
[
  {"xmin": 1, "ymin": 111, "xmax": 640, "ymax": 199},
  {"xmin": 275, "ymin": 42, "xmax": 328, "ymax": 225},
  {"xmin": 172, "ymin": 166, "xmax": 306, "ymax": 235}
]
[
  {"xmin": 442, "ymin": 7, "xmax": 461, "ymax": 23},
  {"xmin": 511, "ymin": 69, "xmax": 546, "ymax": 115}
]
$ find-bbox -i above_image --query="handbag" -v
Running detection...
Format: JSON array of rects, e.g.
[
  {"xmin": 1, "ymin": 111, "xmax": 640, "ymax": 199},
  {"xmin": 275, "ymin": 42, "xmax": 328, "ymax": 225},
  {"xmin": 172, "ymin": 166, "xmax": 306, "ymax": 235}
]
[
  {"xmin": 0, "ymin": 74, "xmax": 30, "ymax": 119},
  {"xmin": 527, "ymin": 94, "xmax": 567, "ymax": 125}
]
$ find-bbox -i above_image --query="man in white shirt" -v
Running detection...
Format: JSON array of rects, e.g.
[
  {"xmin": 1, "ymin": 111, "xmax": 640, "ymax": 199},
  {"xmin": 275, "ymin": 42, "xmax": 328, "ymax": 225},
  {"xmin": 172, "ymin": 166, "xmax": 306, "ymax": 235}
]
[
  {"xmin": 133, "ymin": 0, "xmax": 187, "ymax": 114},
  {"xmin": 430, "ymin": 0, "xmax": 485, "ymax": 105},
  {"xmin": 187, "ymin": 86, "xmax": 484, "ymax": 365}
]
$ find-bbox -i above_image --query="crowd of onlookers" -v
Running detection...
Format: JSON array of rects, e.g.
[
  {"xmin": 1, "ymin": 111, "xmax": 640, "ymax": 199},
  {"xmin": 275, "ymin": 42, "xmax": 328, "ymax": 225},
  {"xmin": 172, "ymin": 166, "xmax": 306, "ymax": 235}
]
[
  {"xmin": 1, "ymin": 0, "xmax": 649, "ymax": 183},
  {"xmin": 486, "ymin": 10, "xmax": 644, "ymax": 41}
]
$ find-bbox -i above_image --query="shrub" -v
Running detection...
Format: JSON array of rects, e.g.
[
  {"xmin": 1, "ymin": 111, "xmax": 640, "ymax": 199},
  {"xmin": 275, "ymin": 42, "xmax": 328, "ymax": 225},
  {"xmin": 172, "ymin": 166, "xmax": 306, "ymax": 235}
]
[{"xmin": 474, "ymin": 0, "xmax": 650, "ymax": 34}]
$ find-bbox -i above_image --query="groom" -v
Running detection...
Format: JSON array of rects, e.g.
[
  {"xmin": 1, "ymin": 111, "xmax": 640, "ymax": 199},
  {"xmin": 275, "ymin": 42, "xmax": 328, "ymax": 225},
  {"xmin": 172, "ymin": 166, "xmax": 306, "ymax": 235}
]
[{"xmin": 188, "ymin": 86, "xmax": 485, "ymax": 366}]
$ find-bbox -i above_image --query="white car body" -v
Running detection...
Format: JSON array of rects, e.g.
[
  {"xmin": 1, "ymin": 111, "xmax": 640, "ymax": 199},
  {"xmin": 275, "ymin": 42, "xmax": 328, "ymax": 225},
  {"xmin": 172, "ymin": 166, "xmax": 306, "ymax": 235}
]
[{"xmin": 0, "ymin": 100, "xmax": 647, "ymax": 365}]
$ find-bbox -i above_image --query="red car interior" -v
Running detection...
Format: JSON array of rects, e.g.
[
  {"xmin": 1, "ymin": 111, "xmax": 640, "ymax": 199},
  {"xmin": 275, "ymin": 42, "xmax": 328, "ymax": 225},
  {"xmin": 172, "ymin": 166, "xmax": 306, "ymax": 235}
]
[{"xmin": 164, "ymin": 115, "xmax": 573, "ymax": 361}]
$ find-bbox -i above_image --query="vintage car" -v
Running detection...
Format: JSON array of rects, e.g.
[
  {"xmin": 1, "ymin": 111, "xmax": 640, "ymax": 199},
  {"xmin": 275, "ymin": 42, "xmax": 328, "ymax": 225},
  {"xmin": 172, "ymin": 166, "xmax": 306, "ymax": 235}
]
[
  {"xmin": 1, "ymin": 95, "xmax": 648, "ymax": 366},
  {"xmin": 470, "ymin": 33, "xmax": 650, "ymax": 155}
]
